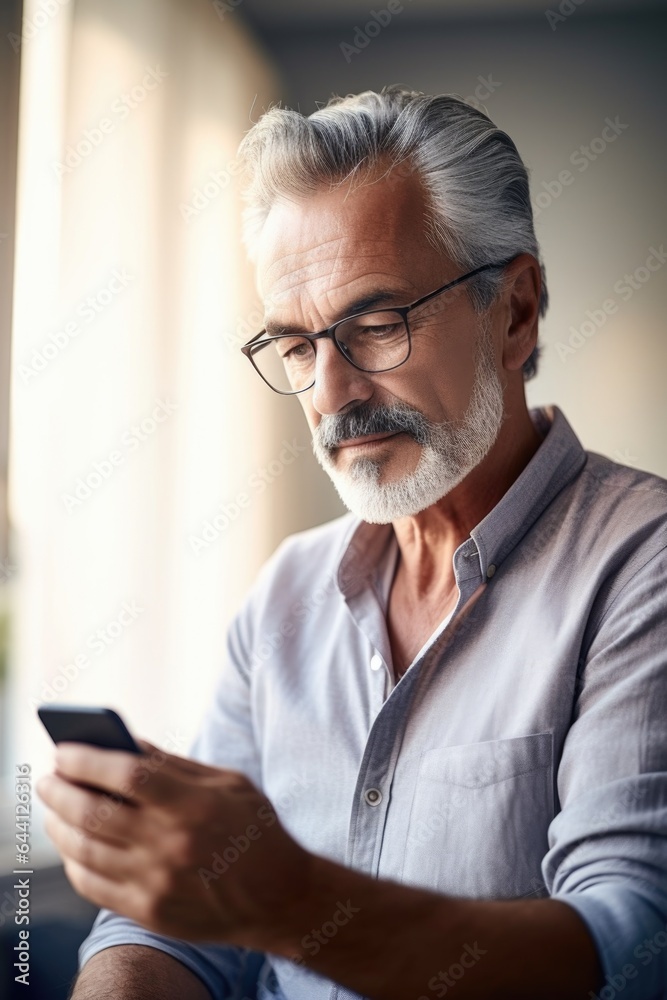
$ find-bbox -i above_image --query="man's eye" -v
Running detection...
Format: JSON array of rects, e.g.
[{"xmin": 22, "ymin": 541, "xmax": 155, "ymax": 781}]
[
  {"xmin": 342, "ymin": 311, "xmax": 404, "ymax": 338},
  {"xmin": 363, "ymin": 323, "xmax": 401, "ymax": 335},
  {"xmin": 278, "ymin": 338, "xmax": 313, "ymax": 360}
]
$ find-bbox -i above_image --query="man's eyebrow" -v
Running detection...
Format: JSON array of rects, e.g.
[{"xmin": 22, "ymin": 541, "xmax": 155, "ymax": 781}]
[{"xmin": 263, "ymin": 287, "xmax": 410, "ymax": 336}]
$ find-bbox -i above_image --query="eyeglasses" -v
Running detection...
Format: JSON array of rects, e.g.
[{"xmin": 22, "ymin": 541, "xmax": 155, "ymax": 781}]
[{"xmin": 240, "ymin": 260, "xmax": 513, "ymax": 395}]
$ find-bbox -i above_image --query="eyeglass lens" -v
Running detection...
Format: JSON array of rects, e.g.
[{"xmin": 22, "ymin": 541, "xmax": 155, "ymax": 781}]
[{"xmin": 250, "ymin": 310, "xmax": 410, "ymax": 393}]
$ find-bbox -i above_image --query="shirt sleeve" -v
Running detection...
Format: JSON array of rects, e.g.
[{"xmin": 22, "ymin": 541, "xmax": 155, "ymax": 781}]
[
  {"xmin": 77, "ymin": 595, "xmax": 270, "ymax": 998},
  {"xmin": 542, "ymin": 543, "xmax": 667, "ymax": 1000},
  {"xmin": 77, "ymin": 909, "xmax": 268, "ymax": 999}
]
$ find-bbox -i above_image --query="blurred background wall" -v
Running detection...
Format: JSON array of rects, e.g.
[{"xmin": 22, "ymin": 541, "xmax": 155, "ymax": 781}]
[
  {"xmin": 0, "ymin": 1, "xmax": 665, "ymax": 994},
  {"xmin": 2, "ymin": 0, "xmax": 284, "ymax": 869}
]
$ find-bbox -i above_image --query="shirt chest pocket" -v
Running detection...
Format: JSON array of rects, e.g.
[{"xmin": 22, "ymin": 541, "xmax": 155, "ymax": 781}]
[{"xmin": 399, "ymin": 732, "xmax": 554, "ymax": 900}]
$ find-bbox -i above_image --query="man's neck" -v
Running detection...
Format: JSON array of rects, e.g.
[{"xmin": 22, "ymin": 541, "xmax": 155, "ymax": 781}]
[{"xmin": 391, "ymin": 405, "xmax": 545, "ymax": 603}]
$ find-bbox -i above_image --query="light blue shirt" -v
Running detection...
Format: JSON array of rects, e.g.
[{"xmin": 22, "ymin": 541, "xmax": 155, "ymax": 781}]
[{"xmin": 78, "ymin": 404, "xmax": 667, "ymax": 1000}]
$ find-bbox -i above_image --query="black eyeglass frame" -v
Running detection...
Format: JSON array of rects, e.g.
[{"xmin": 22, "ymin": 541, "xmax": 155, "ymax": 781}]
[{"xmin": 240, "ymin": 258, "xmax": 516, "ymax": 395}]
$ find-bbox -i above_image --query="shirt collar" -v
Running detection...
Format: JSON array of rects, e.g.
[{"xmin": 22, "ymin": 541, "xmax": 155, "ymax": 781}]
[{"xmin": 336, "ymin": 404, "xmax": 588, "ymax": 597}]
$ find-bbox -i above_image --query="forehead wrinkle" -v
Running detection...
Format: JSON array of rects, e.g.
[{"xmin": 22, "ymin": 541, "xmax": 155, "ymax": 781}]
[
  {"xmin": 263, "ymin": 233, "xmax": 346, "ymax": 275},
  {"xmin": 263, "ymin": 270, "xmax": 422, "ymax": 332},
  {"xmin": 266, "ymin": 254, "xmax": 347, "ymax": 296},
  {"xmin": 262, "ymin": 237, "xmax": 401, "ymax": 290},
  {"xmin": 264, "ymin": 243, "xmax": 417, "ymax": 300}
]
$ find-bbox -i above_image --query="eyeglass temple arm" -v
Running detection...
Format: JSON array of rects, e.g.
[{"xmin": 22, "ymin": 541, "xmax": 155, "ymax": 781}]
[{"xmin": 405, "ymin": 261, "xmax": 508, "ymax": 313}]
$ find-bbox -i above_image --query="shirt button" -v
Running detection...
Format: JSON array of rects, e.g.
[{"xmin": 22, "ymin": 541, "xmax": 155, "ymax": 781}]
[
  {"xmin": 370, "ymin": 653, "xmax": 383, "ymax": 671},
  {"xmin": 486, "ymin": 563, "xmax": 496, "ymax": 578},
  {"xmin": 364, "ymin": 788, "xmax": 383, "ymax": 806}
]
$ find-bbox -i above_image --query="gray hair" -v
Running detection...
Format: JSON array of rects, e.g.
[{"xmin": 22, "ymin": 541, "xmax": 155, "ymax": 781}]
[{"xmin": 237, "ymin": 86, "xmax": 547, "ymax": 380}]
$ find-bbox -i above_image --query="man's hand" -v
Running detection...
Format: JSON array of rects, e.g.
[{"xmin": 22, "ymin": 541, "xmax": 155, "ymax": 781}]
[
  {"xmin": 35, "ymin": 740, "xmax": 605, "ymax": 999},
  {"xmin": 36, "ymin": 740, "xmax": 313, "ymax": 954}
]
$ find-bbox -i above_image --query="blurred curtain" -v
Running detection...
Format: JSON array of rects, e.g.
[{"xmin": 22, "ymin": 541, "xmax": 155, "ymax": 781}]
[
  {"xmin": 6, "ymin": 0, "xmax": 281, "ymax": 855},
  {"xmin": 0, "ymin": 0, "xmax": 22, "ymax": 796}
]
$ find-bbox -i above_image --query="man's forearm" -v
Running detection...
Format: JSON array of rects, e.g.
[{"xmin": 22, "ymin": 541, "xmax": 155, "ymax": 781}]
[
  {"xmin": 70, "ymin": 945, "xmax": 213, "ymax": 1000},
  {"xmin": 262, "ymin": 855, "xmax": 605, "ymax": 1000}
]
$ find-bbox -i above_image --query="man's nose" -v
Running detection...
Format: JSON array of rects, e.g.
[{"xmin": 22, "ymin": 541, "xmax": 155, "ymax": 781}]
[{"xmin": 309, "ymin": 337, "xmax": 374, "ymax": 416}]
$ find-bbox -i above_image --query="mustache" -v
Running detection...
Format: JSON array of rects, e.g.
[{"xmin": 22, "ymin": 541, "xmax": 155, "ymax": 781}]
[{"xmin": 316, "ymin": 402, "xmax": 432, "ymax": 449}]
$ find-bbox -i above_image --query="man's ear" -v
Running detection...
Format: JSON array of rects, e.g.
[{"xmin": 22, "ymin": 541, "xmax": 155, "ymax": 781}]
[{"xmin": 501, "ymin": 254, "xmax": 541, "ymax": 373}]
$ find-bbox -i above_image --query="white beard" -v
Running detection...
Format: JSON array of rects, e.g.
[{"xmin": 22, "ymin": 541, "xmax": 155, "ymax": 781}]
[{"xmin": 311, "ymin": 315, "xmax": 506, "ymax": 524}]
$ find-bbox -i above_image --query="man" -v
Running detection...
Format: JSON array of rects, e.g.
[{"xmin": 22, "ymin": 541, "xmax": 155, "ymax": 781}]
[{"xmin": 37, "ymin": 88, "xmax": 667, "ymax": 1000}]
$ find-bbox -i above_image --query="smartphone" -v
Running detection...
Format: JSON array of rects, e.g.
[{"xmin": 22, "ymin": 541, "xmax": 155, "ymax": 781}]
[{"xmin": 37, "ymin": 704, "xmax": 143, "ymax": 754}]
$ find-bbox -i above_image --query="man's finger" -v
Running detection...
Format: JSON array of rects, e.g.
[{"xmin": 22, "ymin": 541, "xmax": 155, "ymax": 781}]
[
  {"xmin": 52, "ymin": 742, "xmax": 181, "ymax": 805},
  {"xmin": 44, "ymin": 808, "xmax": 139, "ymax": 880},
  {"xmin": 53, "ymin": 741, "xmax": 249, "ymax": 805},
  {"xmin": 62, "ymin": 856, "xmax": 148, "ymax": 925},
  {"xmin": 36, "ymin": 772, "xmax": 141, "ymax": 844}
]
